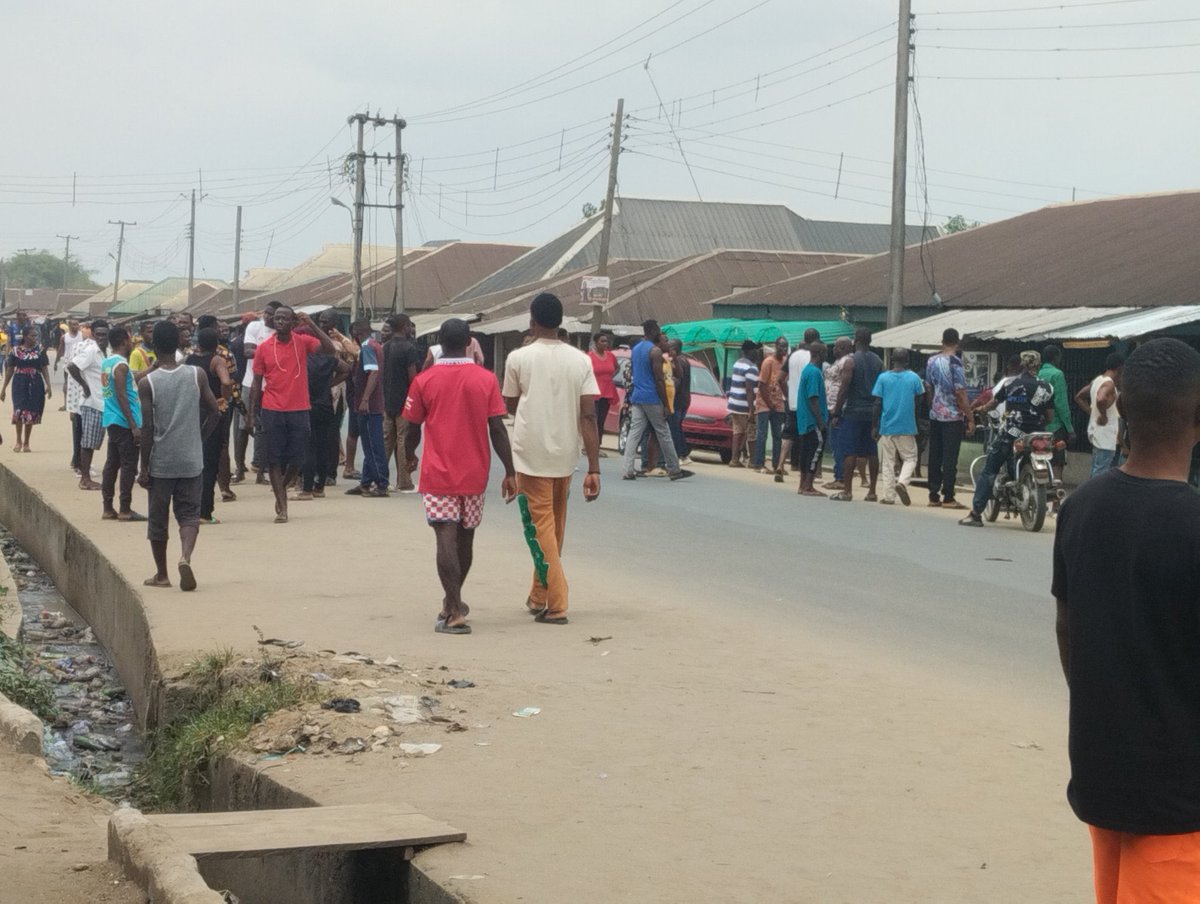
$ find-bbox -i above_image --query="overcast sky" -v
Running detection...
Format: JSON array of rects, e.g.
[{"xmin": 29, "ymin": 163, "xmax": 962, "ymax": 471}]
[{"xmin": 3, "ymin": 0, "xmax": 1197, "ymax": 285}]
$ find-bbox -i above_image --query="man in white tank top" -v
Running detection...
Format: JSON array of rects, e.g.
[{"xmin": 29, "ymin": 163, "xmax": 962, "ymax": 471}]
[{"xmin": 1075, "ymin": 353, "xmax": 1124, "ymax": 479}]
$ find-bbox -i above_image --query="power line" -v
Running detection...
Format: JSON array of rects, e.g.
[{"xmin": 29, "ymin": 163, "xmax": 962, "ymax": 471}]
[
  {"xmin": 412, "ymin": 0, "xmax": 708, "ymax": 120},
  {"xmin": 922, "ymin": 0, "xmax": 1161, "ymax": 14},
  {"xmin": 919, "ymin": 68, "xmax": 1200, "ymax": 80},
  {"xmin": 413, "ymin": 0, "xmax": 777, "ymax": 125},
  {"xmin": 922, "ymin": 16, "xmax": 1200, "ymax": 31},
  {"xmin": 920, "ymin": 40, "xmax": 1200, "ymax": 52}
]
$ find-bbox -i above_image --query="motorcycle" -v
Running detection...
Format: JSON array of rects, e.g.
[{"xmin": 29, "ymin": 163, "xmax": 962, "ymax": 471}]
[{"xmin": 982, "ymin": 430, "xmax": 1065, "ymax": 532}]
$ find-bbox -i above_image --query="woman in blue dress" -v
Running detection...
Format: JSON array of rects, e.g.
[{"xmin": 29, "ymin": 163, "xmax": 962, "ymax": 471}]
[{"xmin": 0, "ymin": 326, "xmax": 52, "ymax": 451}]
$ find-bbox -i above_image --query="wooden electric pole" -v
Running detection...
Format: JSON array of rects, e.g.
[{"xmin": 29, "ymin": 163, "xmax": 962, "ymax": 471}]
[
  {"xmin": 108, "ymin": 220, "xmax": 136, "ymax": 306},
  {"xmin": 887, "ymin": 1, "xmax": 914, "ymax": 330},
  {"xmin": 589, "ymin": 98, "xmax": 625, "ymax": 334},
  {"xmin": 394, "ymin": 118, "xmax": 406, "ymax": 314},
  {"xmin": 232, "ymin": 205, "xmax": 243, "ymax": 312},
  {"xmin": 56, "ymin": 234, "xmax": 79, "ymax": 289},
  {"xmin": 348, "ymin": 112, "xmax": 368, "ymax": 325}
]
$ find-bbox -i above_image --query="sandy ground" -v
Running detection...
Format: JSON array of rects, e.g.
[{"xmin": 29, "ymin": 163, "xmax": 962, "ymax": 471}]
[
  {"xmin": 0, "ymin": 413, "xmax": 1089, "ymax": 903},
  {"xmin": 0, "ymin": 746, "xmax": 141, "ymax": 904}
]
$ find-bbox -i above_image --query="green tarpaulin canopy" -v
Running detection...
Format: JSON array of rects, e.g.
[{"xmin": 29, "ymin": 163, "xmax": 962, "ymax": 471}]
[{"xmin": 663, "ymin": 318, "xmax": 854, "ymax": 347}]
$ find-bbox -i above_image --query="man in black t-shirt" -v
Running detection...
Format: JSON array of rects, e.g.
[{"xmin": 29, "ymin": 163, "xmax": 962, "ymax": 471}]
[
  {"xmin": 381, "ymin": 313, "xmax": 423, "ymax": 493},
  {"xmin": 959, "ymin": 350, "xmax": 1054, "ymax": 526},
  {"xmin": 829, "ymin": 327, "xmax": 883, "ymax": 501},
  {"xmin": 1052, "ymin": 337, "xmax": 1200, "ymax": 901}
]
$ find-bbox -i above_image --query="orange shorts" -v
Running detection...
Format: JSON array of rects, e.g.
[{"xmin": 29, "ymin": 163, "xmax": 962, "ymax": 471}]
[{"xmin": 1089, "ymin": 824, "xmax": 1200, "ymax": 904}]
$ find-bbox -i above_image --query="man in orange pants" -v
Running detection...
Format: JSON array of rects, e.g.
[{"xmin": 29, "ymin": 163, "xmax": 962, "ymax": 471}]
[
  {"xmin": 1053, "ymin": 337, "xmax": 1200, "ymax": 903},
  {"xmin": 502, "ymin": 293, "xmax": 600, "ymax": 625}
]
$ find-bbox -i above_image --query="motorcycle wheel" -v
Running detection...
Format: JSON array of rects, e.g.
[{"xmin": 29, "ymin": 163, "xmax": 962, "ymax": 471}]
[
  {"xmin": 617, "ymin": 412, "xmax": 630, "ymax": 454},
  {"xmin": 1018, "ymin": 466, "xmax": 1047, "ymax": 532}
]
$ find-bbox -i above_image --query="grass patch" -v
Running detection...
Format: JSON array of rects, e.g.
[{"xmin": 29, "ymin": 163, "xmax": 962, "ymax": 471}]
[
  {"xmin": 133, "ymin": 649, "xmax": 319, "ymax": 812},
  {"xmin": 0, "ymin": 592, "xmax": 59, "ymax": 722}
]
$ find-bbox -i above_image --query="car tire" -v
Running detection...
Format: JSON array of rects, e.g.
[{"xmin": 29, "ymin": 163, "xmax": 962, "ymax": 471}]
[{"xmin": 718, "ymin": 448, "xmax": 732, "ymax": 464}]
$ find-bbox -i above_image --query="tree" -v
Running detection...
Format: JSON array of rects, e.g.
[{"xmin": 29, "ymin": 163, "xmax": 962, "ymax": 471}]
[
  {"xmin": 0, "ymin": 250, "xmax": 99, "ymax": 290},
  {"xmin": 943, "ymin": 214, "xmax": 981, "ymax": 235}
]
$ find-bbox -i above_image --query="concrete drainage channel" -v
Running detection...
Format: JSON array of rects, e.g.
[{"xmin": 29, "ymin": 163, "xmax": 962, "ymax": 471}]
[
  {"xmin": 0, "ymin": 510, "xmax": 462, "ymax": 904},
  {"xmin": 1, "ymin": 526, "xmax": 144, "ymax": 797}
]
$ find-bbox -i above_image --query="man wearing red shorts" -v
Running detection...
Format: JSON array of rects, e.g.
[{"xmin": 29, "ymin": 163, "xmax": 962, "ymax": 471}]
[
  {"xmin": 404, "ymin": 318, "xmax": 516, "ymax": 635},
  {"xmin": 1053, "ymin": 337, "xmax": 1200, "ymax": 903}
]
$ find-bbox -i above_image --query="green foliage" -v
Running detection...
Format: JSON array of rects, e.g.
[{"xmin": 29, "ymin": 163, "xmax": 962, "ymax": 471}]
[
  {"xmin": 0, "ymin": 620, "xmax": 59, "ymax": 721},
  {"xmin": 133, "ymin": 651, "xmax": 317, "ymax": 812},
  {"xmin": 943, "ymin": 214, "xmax": 981, "ymax": 235},
  {"xmin": 1, "ymin": 250, "xmax": 100, "ymax": 290}
]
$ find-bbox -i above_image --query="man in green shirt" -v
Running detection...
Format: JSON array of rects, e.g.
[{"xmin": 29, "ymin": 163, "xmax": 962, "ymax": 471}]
[{"xmin": 1040, "ymin": 345, "xmax": 1075, "ymax": 498}]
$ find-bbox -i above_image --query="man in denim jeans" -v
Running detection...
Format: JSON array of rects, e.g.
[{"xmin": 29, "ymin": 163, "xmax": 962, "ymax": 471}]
[{"xmin": 622, "ymin": 320, "xmax": 689, "ymax": 481}]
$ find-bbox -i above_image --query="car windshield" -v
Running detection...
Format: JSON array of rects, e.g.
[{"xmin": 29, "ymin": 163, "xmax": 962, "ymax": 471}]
[{"xmin": 688, "ymin": 364, "xmax": 722, "ymax": 396}]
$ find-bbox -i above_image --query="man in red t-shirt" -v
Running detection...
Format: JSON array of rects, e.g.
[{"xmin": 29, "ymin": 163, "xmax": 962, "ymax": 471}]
[
  {"xmin": 404, "ymin": 319, "xmax": 516, "ymax": 634},
  {"xmin": 247, "ymin": 306, "xmax": 336, "ymax": 523}
]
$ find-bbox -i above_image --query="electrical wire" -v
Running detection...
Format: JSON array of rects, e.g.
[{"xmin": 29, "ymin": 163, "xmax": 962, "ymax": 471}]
[
  {"xmin": 920, "ymin": 68, "xmax": 1200, "ymax": 80},
  {"xmin": 922, "ymin": 0, "xmax": 1161, "ymax": 14},
  {"xmin": 412, "ymin": 0, "xmax": 707, "ymax": 120},
  {"xmin": 920, "ymin": 40, "xmax": 1200, "ymax": 52},
  {"xmin": 413, "ymin": 0, "xmax": 777, "ymax": 126},
  {"xmin": 922, "ymin": 16, "xmax": 1200, "ymax": 31}
]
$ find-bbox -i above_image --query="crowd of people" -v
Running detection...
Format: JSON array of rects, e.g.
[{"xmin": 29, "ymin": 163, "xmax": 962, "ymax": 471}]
[
  {"xmin": 0, "ymin": 294, "xmax": 603, "ymax": 634},
  {"xmin": 700, "ymin": 324, "xmax": 1128, "ymax": 527}
]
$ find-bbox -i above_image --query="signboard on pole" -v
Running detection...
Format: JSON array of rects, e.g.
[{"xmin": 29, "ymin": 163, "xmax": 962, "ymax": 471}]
[{"xmin": 580, "ymin": 276, "xmax": 610, "ymax": 308}]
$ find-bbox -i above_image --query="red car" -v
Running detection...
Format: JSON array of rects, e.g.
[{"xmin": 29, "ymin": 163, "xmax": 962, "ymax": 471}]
[{"xmin": 605, "ymin": 348, "xmax": 733, "ymax": 462}]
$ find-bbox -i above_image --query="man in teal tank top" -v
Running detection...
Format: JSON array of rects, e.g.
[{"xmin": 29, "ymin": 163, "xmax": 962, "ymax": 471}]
[{"xmin": 100, "ymin": 326, "xmax": 143, "ymax": 522}]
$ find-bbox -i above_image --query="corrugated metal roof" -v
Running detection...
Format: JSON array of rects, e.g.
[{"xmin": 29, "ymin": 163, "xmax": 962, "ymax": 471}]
[
  {"xmin": 454, "ymin": 197, "xmax": 933, "ymax": 302},
  {"xmin": 872, "ymin": 307, "xmax": 1140, "ymax": 348},
  {"xmin": 1047, "ymin": 304, "xmax": 1200, "ymax": 340},
  {"xmin": 714, "ymin": 192, "xmax": 1200, "ymax": 311},
  {"xmin": 108, "ymin": 278, "xmax": 192, "ymax": 315}
]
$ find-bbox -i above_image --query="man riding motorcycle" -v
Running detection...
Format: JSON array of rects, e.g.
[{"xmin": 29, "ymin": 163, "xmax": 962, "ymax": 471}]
[{"xmin": 959, "ymin": 350, "xmax": 1055, "ymax": 528}]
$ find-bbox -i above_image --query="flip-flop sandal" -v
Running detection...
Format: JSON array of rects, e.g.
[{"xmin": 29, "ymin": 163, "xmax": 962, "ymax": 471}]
[
  {"xmin": 434, "ymin": 620, "xmax": 472, "ymax": 635},
  {"xmin": 535, "ymin": 613, "xmax": 569, "ymax": 625},
  {"xmin": 829, "ymin": 492, "xmax": 853, "ymax": 502},
  {"xmin": 221, "ymin": 491, "xmax": 237, "ymax": 502},
  {"xmin": 118, "ymin": 512, "xmax": 148, "ymax": 522},
  {"xmin": 864, "ymin": 493, "xmax": 879, "ymax": 502},
  {"xmin": 178, "ymin": 561, "xmax": 197, "ymax": 592},
  {"xmin": 143, "ymin": 576, "xmax": 172, "ymax": 588},
  {"xmin": 274, "ymin": 514, "xmax": 289, "ymax": 524},
  {"xmin": 102, "ymin": 511, "xmax": 118, "ymax": 521}
]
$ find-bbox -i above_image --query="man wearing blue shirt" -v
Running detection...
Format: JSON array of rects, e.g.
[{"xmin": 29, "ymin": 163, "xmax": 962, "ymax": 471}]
[
  {"xmin": 872, "ymin": 348, "xmax": 925, "ymax": 506},
  {"xmin": 794, "ymin": 342, "xmax": 829, "ymax": 497}
]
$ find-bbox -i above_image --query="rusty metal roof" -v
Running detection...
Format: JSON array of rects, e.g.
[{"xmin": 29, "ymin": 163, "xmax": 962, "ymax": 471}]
[
  {"xmin": 455, "ymin": 197, "xmax": 929, "ymax": 302},
  {"xmin": 712, "ymin": 192, "xmax": 1200, "ymax": 311},
  {"xmin": 872, "ymin": 307, "xmax": 1140, "ymax": 349},
  {"xmin": 442, "ymin": 250, "xmax": 857, "ymax": 332}
]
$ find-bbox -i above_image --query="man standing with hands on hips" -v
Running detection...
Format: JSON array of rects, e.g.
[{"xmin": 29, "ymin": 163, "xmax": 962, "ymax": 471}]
[{"xmin": 503, "ymin": 293, "xmax": 601, "ymax": 626}]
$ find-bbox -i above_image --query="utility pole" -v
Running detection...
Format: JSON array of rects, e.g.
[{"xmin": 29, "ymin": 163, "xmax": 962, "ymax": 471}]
[
  {"xmin": 393, "ymin": 118, "xmax": 406, "ymax": 314},
  {"xmin": 886, "ymin": 1, "xmax": 915, "ymax": 330},
  {"xmin": 232, "ymin": 205, "xmax": 243, "ymax": 312},
  {"xmin": 348, "ymin": 112, "xmax": 368, "ymax": 325},
  {"xmin": 56, "ymin": 234, "xmax": 80, "ymax": 290},
  {"xmin": 589, "ymin": 98, "xmax": 625, "ymax": 334},
  {"xmin": 108, "ymin": 220, "xmax": 136, "ymax": 306},
  {"xmin": 186, "ymin": 188, "xmax": 197, "ymax": 308}
]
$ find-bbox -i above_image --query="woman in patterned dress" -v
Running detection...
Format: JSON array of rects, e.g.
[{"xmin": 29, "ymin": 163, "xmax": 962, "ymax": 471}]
[{"xmin": 0, "ymin": 326, "xmax": 52, "ymax": 451}]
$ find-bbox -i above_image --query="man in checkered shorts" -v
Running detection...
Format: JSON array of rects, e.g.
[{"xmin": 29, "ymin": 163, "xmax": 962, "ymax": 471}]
[
  {"xmin": 404, "ymin": 318, "xmax": 517, "ymax": 635},
  {"xmin": 67, "ymin": 319, "xmax": 109, "ymax": 491}
]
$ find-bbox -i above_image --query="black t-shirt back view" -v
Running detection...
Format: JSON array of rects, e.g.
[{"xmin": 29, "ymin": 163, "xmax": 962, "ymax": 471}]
[{"xmin": 1052, "ymin": 468, "xmax": 1200, "ymax": 834}]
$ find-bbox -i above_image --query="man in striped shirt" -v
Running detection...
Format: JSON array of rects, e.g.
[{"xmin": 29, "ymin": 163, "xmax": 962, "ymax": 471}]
[{"xmin": 726, "ymin": 340, "xmax": 759, "ymax": 468}]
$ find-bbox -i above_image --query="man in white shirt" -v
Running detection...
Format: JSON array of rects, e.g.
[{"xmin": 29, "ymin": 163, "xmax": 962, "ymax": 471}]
[
  {"xmin": 67, "ymin": 320, "xmax": 109, "ymax": 491},
  {"xmin": 502, "ymin": 293, "xmax": 601, "ymax": 626},
  {"xmin": 242, "ymin": 302, "xmax": 279, "ymax": 482},
  {"xmin": 1075, "ymin": 353, "xmax": 1125, "ymax": 479}
]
